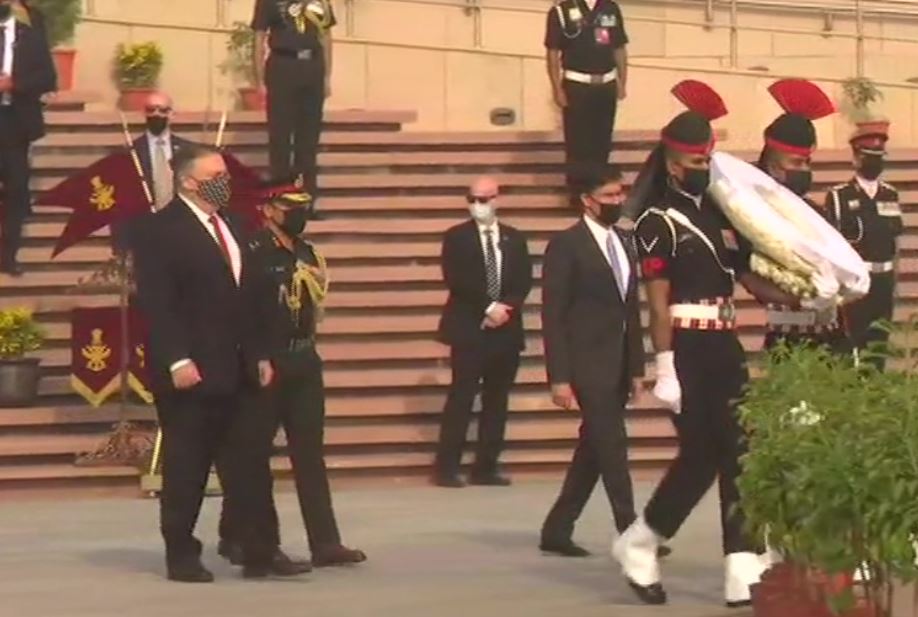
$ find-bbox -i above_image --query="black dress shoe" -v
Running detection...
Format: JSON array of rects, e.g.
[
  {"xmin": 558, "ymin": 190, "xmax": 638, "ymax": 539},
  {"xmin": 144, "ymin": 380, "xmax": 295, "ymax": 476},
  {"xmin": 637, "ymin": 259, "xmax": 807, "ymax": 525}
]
[
  {"xmin": 658, "ymin": 545, "xmax": 673, "ymax": 558},
  {"xmin": 271, "ymin": 549, "xmax": 312, "ymax": 574},
  {"xmin": 167, "ymin": 561, "xmax": 214, "ymax": 583},
  {"xmin": 468, "ymin": 473, "xmax": 512, "ymax": 487},
  {"xmin": 539, "ymin": 540, "xmax": 591, "ymax": 557},
  {"xmin": 726, "ymin": 599, "xmax": 752, "ymax": 609},
  {"xmin": 626, "ymin": 580, "xmax": 667, "ymax": 605},
  {"xmin": 433, "ymin": 474, "xmax": 466, "ymax": 488},
  {"xmin": 217, "ymin": 539, "xmax": 244, "ymax": 566},
  {"xmin": 312, "ymin": 544, "xmax": 367, "ymax": 567}
]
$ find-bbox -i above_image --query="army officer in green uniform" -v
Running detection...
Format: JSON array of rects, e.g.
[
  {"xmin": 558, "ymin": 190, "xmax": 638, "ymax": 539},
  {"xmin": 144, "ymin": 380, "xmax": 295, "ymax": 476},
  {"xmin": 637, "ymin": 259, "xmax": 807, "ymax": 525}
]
[{"xmin": 219, "ymin": 179, "xmax": 366, "ymax": 568}]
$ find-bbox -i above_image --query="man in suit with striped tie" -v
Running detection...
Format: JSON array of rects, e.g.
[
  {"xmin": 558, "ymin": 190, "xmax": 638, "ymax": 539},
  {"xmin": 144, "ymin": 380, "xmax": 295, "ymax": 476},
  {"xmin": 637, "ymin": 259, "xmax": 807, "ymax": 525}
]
[{"xmin": 433, "ymin": 176, "xmax": 533, "ymax": 488}]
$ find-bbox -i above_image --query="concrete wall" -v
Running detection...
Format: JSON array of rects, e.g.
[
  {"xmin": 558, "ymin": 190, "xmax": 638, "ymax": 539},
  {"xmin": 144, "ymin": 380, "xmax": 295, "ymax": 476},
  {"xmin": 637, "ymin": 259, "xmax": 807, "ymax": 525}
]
[{"xmin": 71, "ymin": 0, "xmax": 918, "ymax": 148}]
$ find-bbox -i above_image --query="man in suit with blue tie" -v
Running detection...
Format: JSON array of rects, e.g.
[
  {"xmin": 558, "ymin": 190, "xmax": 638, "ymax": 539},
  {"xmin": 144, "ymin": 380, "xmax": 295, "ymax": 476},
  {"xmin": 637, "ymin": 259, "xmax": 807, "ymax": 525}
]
[
  {"xmin": 433, "ymin": 176, "xmax": 533, "ymax": 488},
  {"xmin": 538, "ymin": 164, "xmax": 647, "ymax": 557}
]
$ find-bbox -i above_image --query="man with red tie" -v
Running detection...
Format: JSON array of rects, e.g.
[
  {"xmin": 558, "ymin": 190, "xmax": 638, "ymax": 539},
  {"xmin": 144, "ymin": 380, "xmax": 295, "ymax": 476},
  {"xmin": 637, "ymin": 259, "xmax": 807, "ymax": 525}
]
[{"xmin": 133, "ymin": 145, "xmax": 305, "ymax": 582}]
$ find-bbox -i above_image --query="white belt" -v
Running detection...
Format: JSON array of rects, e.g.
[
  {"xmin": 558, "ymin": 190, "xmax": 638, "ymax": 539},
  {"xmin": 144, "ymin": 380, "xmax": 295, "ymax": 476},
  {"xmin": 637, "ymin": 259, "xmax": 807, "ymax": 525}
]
[
  {"xmin": 563, "ymin": 69, "xmax": 617, "ymax": 85},
  {"xmin": 867, "ymin": 261, "xmax": 894, "ymax": 273},
  {"xmin": 766, "ymin": 310, "xmax": 818, "ymax": 327},
  {"xmin": 670, "ymin": 304, "xmax": 733, "ymax": 321}
]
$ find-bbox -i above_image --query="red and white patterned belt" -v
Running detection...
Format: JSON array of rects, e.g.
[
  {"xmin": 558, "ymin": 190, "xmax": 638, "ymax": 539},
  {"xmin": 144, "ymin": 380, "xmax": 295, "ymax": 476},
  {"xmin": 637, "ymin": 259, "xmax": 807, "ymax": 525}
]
[
  {"xmin": 766, "ymin": 306, "xmax": 837, "ymax": 335},
  {"xmin": 670, "ymin": 297, "xmax": 736, "ymax": 330}
]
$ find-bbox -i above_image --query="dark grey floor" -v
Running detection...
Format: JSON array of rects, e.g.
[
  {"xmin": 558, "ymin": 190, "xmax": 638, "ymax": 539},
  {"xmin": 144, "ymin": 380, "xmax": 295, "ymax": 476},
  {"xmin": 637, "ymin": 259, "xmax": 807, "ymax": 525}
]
[{"xmin": 0, "ymin": 480, "xmax": 759, "ymax": 617}]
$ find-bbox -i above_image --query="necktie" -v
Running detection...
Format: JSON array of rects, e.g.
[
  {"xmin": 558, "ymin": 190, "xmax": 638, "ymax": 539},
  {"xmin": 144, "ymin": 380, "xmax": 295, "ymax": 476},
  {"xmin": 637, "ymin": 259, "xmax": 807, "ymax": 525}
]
[
  {"xmin": 208, "ymin": 214, "xmax": 235, "ymax": 278},
  {"xmin": 606, "ymin": 231, "xmax": 626, "ymax": 298},
  {"xmin": 484, "ymin": 228, "xmax": 500, "ymax": 300},
  {"xmin": 152, "ymin": 139, "xmax": 173, "ymax": 211}
]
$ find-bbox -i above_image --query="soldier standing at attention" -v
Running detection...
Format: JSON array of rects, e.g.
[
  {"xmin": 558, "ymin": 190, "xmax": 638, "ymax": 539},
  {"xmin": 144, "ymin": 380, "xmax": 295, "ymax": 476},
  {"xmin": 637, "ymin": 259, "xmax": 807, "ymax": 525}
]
[
  {"xmin": 218, "ymin": 179, "xmax": 366, "ymax": 568},
  {"xmin": 544, "ymin": 0, "xmax": 628, "ymax": 204},
  {"xmin": 826, "ymin": 120, "xmax": 902, "ymax": 370},
  {"xmin": 252, "ymin": 0, "xmax": 334, "ymax": 206}
]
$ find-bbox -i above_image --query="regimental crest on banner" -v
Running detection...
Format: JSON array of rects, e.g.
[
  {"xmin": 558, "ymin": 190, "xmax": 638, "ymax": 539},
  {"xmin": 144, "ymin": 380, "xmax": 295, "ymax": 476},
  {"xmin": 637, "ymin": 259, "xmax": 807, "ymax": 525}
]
[{"xmin": 71, "ymin": 308, "xmax": 122, "ymax": 408}]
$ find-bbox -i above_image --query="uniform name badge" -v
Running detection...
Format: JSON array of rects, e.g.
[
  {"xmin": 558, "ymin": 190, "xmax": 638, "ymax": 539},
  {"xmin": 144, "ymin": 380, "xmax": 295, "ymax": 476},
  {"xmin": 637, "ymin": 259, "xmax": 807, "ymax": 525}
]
[
  {"xmin": 848, "ymin": 198, "xmax": 861, "ymax": 211},
  {"xmin": 594, "ymin": 27, "xmax": 611, "ymax": 45},
  {"xmin": 721, "ymin": 229, "xmax": 739, "ymax": 251},
  {"xmin": 599, "ymin": 14, "xmax": 617, "ymax": 27},
  {"xmin": 877, "ymin": 201, "xmax": 901, "ymax": 217}
]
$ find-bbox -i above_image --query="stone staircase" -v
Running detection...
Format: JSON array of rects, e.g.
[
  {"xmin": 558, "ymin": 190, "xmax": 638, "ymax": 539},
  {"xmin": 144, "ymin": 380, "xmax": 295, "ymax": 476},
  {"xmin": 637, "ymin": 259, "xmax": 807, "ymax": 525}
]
[{"xmin": 0, "ymin": 107, "xmax": 915, "ymax": 496}]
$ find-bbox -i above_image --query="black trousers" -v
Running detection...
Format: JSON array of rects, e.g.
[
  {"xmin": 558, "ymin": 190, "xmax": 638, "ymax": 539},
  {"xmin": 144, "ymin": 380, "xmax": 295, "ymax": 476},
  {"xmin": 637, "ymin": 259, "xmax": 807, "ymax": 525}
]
[
  {"xmin": 220, "ymin": 346, "xmax": 341, "ymax": 552},
  {"xmin": 541, "ymin": 374, "xmax": 636, "ymax": 540},
  {"xmin": 845, "ymin": 271, "xmax": 895, "ymax": 371},
  {"xmin": 434, "ymin": 340, "xmax": 522, "ymax": 477},
  {"xmin": 644, "ymin": 330, "xmax": 755, "ymax": 555},
  {"xmin": 265, "ymin": 54, "xmax": 326, "ymax": 194},
  {"xmin": 0, "ymin": 108, "xmax": 32, "ymax": 267},
  {"xmin": 155, "ymin": 386, "xmax": 274, "ymax": 568},
  {"xmin": 562, "ymin": 80, "xmax": 618, "ymax": 196}
]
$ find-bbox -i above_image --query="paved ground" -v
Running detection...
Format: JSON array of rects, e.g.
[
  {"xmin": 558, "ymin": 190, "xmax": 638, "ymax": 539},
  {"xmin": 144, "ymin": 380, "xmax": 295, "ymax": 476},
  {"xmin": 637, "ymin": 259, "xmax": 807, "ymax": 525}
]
[{"xmin": 1, "ymin": 480, "xmax": 758, "ymax": 617}]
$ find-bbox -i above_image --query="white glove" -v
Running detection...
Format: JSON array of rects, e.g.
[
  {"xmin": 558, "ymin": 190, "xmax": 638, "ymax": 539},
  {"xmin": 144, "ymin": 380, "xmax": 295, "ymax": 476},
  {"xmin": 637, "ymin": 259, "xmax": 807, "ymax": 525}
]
[
  {"xmin": 652, "ymin": 351, "xmax": 681, "ymax": 414},
  {"xmin": 800, "ymin": 295, "xmax": 836, "ymax": 313}
]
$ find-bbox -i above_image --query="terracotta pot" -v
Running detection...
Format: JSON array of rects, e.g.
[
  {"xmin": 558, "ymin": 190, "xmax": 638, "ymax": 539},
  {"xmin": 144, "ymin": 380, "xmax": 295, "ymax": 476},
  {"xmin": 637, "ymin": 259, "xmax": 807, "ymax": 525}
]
[
  {"xmin": 752, "ymin": 563, "xmax": 877, "ymax": 617},
  {"xmin": 238, "ymin": 87, "xmax": 266, "ymax": 111},
  {"xmin": 117, "ymin": 88, "xmax": 156, "ymax": 112},
  {"xmin": 52, "ymin": 48, "xmax": 77, "ymax": 91}
]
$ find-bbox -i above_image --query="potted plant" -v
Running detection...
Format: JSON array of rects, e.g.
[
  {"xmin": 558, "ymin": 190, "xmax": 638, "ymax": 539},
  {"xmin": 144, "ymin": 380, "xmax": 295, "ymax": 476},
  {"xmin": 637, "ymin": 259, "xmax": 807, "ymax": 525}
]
[
  {"xmin": 221, "ymin": 22, "xmax": 263, "ymax": 111},
  {"xmin": 27, "ymin": 0, "xmax": 83, "ymax": 91},
  {"xmin": 113, "ymin": 42, "xmax": 163, "ymax": 111},
  {"xmin": 738, "ymin": 321, "xmax": 918, "ymax": 617},
  {"xmin": 0, "ymin": 308, "xmax": 45, "ymax": 407},
  {"xmin": 841, "ymin": 77, "xmax": 887, "ymax": 135}
]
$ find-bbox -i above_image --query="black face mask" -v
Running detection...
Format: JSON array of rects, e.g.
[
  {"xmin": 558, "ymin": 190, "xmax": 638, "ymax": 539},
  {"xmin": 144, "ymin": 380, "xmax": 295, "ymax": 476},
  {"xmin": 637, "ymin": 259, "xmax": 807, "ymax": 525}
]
[
  {"xmin": 680, "ymin": 167, "xmax": 710, "ymax": 197},
  {"xmin": 0, "ymin": 4, "xmax": 11, "ymax": 20},
  {"xmin": 782, "ymin": 169, "xmax": 813, "ymax": 196},
  {"xmin": 280, "ymin": 208, "xmax": 309, "ymax": 236},
  {"xmin": 859, "ymin": 155, "xmax": 884, "ymax": 181},
  {"xmin": 146, "ymin": 116, "xmax": 169, "ymax": 136},
  {"xmin": 595, "ymin": 201, "xmax": 622, "ymax": 226}
]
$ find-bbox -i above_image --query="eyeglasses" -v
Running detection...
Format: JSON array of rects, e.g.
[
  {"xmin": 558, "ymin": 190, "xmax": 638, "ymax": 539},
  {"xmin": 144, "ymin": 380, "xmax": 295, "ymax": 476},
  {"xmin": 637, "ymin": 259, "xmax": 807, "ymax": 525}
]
[
  {"xmin": 466, "ymin": 194, "xmax": 496, "ymax": 205},
  {"xmin": 145, "ymin": 105, "xmax": 172, "ymax": 114}
]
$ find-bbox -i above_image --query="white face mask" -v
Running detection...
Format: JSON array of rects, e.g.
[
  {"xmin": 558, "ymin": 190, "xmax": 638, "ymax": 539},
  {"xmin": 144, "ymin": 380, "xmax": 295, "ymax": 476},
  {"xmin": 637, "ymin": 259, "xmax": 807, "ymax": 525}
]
[{"xmin": 469, "ymin": 201, "xmax": 496, "ymax": 224}]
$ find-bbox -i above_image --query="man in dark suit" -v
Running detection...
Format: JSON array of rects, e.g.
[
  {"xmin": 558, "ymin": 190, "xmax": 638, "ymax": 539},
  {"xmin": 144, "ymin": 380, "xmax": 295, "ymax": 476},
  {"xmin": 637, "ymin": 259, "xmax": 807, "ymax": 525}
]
[
  {"xmin": 133, "ymin": 145, "xmax": 305, "ymax": 582},
  {"xmin": 0, "ymin": 0, "xmax": 55, "ymax": 275},
  {"xmin": 538, "ymin": 164, "xmax": 645, "ymax": 557},
  {"xmin": 433, "ymin": 176, "xmax": 533, "ymax": 488},
  {"xmin": 112, "ymin": 91, "xmax": 194, "ymax": 254}
]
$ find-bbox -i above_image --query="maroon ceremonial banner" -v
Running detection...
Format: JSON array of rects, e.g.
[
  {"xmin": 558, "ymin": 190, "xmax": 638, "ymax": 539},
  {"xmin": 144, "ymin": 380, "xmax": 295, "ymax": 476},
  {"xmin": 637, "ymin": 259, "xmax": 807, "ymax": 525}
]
[
  {"xmin": 37, "ymin": 152, "xmax": 150, "ymax": 257},
  {"xmin": 71, "ymin": 306, "xmax": 154, "ymax": 407},
  {"xmin": 127, "ymin": 308, "xmax": 154, "ymax": 404},
  {"xmin": 70, "ymin": 308, "xmax": 123, "ymax": 408}
]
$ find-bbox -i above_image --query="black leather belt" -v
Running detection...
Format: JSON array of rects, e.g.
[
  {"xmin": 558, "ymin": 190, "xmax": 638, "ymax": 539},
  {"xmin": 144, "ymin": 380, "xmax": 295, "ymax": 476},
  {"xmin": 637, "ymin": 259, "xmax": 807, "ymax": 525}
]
[
  {"xmin": 272, "ymin": 48, "xmax": 316, "ymax": 61},
  {"xmin": 287, "ymin": 337, "xmax": 316, "ymax": 352}
]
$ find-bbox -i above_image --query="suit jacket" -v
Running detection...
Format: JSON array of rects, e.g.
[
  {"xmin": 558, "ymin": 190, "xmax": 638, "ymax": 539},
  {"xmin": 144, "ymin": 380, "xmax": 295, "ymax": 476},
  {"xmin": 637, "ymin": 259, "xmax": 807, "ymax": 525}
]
[
  {"xmin": 542, "ymin": 220, "xmax": 644, "ymax": 389},
  {"xmin": 132, "ymin": 133, "xmax": 194, "ymax": 204},
  {"xmin": 437, "ymin": 219, "xmax": 533, "ymax": 351},
  {"xmin": 8, "ymin": 16, "xmax": 56, "ymax": 143},
  {"xmin": 132, "ymin": 197, "xmax": 272, "ymax": 397}
]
